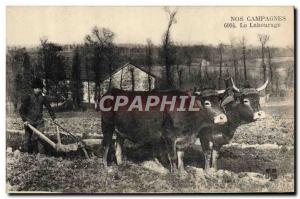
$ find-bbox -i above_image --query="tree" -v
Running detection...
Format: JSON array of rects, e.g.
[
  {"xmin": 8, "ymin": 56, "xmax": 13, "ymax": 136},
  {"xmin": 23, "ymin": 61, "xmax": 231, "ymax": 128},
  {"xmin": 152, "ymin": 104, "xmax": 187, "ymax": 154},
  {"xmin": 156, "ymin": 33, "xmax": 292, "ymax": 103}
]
[
  {"xmin": 82, "ymin": 47, "xmax": 94, "ymax": 108},
  {"xmin": 240, "ymin": 36, "xmax": 247, "ymax": 81},
  {"xmin": 218, "ymin": 43, "xmax": 224, "ymax": 89},
  {"xmin": 6, "ymin": 48, "xmax": 34, "ymax": 112},
  {"xmin": 267, "ymin": 46, "xmax": 274, "ymax": 92},
  {"xmin": 285, "ymin": 64, "xmax": 294, "ymax": 89},
  {"xmin": 258, "ymin": 34, "xmax": 270, "ymax": 82},
  {"xmin": 38, "ymin": 39, "xmax": 66, "ymax": 98},
  {"xmin": 204, "ymin": 47, "xmax": 213, "ymax": 84},
  {"xmin": 160, "ymin": 7, "xmax": 178, "ymax": 89},
  {"xmin": 85, "ymin": 26, "xmax": 116, "ymax": 96},
  {"xmin": 197, "ymin": 46, "xmax": 205, "ymax": 85},
  {"xmin": 145, "ymin": 39, "xmax": 154, "ymax": 91},
  {"xmin": 130, "ymin": 68, "xmax": 135, "ymax": 91},
  {"xmin": 175, "ymin": 47, "xmax": 184, "ymax": 89},
  {"xmin": 71, "ymin": 48, "xmax": 83, "ymax": 108},
  {"xmin": 184, "ymin": 47, "xmax": 193, "ymax": 77},
  {"xmin": 230, "ymin": 38, "xmax": 239, "ymax": 81}
]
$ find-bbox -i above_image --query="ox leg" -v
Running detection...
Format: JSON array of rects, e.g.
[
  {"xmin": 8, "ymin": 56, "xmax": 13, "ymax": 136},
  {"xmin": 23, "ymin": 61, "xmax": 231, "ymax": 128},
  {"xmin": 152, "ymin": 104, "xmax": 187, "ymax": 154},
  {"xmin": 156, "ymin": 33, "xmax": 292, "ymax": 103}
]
[
  {"xmin": 103, "ymin": 148, "xmax": 108, "ymax": 167},
  {"xmin": 115, "ymin": 135, "xmax": 124, "ymax": 165},
  {"xmin": 103, "ymin": 142, "xmax": 111, "ymax": 167},
  {"xmin": 167, "ymin": 154, "xmax": 174, "ymax": 173},
  {"xmin": 166, "ymin": 150, "xmax": 177, "ymax": 173},
  {"xmin": 163, "ymin": 137, "xmax": 177, "ymax": 173},
  {"xmin": 204, "ymin": 141, "xmax": 213, "ymax": 170},
  {"xmin": 102, "ymin": 127, "xmax": 114, "ymax": 168},
  {"xmin": 211, "ymin": 149, "xmax": 219, "ymax": 170},
  {"xmin": 204, "ymin": 151, "xmax": 212, "ymax": 170},
  {"xmin": 177, "ymin": 150, "xmax": 186, "ymax": 173}
]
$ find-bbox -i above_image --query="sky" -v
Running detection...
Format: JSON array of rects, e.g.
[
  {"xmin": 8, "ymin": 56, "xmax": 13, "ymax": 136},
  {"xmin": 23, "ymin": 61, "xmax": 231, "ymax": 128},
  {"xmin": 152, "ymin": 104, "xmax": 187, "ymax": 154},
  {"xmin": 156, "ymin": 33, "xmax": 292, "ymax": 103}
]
[{"xmin": 6, "ymin": 6, "xmax": 294, "ymax": 47}]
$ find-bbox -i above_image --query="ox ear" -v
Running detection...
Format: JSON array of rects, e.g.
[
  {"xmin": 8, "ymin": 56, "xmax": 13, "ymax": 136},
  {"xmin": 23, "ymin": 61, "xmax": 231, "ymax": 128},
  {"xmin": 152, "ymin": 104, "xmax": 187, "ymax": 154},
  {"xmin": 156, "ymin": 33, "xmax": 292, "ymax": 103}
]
[
  {"xmin": 256, "ymin": 79, "xmax": 269, "ymax": 92},
  {"xmin": 221, "ymin": 95, "xmax": 234, "ymax": 107}
]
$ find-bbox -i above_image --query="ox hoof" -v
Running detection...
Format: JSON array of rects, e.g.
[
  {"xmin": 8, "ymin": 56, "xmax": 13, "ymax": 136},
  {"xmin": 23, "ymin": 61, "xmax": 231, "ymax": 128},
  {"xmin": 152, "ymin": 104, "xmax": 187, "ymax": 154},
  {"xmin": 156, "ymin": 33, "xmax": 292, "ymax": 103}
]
[
  {"xmin": 116, "ymin": 161, "xmax": 123, "ymax": 166},
  {"xmin": 178, "ymin": 169, "xmax": 188, "ymax": 177},
  {"xmin": 102, "ymin": 161, "xmax": 108, "ymax": 168},
  {"xmin": 205, "ymin": 167, "xmax": 217, "ymax": 173},
  {"xmin": 107, "ymin": 166, "xmax": 114, "ymax": 173}
]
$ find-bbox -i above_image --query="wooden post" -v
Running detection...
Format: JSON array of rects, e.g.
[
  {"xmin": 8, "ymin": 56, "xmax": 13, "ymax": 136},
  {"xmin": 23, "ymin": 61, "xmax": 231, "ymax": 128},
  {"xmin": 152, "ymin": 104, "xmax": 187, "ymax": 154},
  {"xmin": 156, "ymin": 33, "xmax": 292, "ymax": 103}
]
[
  {"xmin": 56, "ymin": 125, "xmax": 62, "ymax": 150},
  {"xmin": 56, "ymin": 126, "xmax": 61, "ymax": 145}
]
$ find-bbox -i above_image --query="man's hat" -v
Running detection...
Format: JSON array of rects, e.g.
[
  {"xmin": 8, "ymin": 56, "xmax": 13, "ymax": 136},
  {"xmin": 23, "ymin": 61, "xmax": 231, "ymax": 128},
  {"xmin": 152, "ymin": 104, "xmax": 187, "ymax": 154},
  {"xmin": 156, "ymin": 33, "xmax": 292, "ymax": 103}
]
[{"xmin": 31, "ymin": 78, "xmax": 44, "ymax": 89}]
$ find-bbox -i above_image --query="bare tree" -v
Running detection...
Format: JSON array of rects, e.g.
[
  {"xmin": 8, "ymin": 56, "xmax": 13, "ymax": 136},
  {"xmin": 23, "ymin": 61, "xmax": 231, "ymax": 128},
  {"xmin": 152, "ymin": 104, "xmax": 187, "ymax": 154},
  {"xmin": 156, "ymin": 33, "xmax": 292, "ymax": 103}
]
[
  {"xmin": 38, "ymin": 38, "xmax": 66, "ymax": 101},
  {"xmin": 230, "ymin": 38, "xmax": 239, "ymax": 81},
  {"xmin": 85, "ymin": 26, "xmax": 115, "ymax": 96},
  {"xmin": 240, "ymin": 36, "xmax": 247, "ymax": 81},
  {"xmin": 130, "ymin": 68, "xmax": 135, "ymax": 91},
  {"xmin": 285, "ymin": 64, "xmax": 294, "ymax": 89},
  {"xmin": 175, "ymin": 46, "xmax": 184, "ymax": 89},
  {"xmin": 177, "ymin": 66, "xmax": 183, "ymax": 89},
  {"xmin": 85, "ymin": 57, "xmax": 91, "ymax": 108},
  {"xmin": 184, "ymin": 47, "xmax": 193, "ymax": 77},
  {"xmin": 120, "ymin": 67, "xmax": 124, "ymax": 90},
  {"xmin": 204, "ymin": 47, "xmax": 212, "ymax": 84},
  {"xmin": 145, "ymin": 39, "xmax": 154, "ymax": 91},
  {"xmin": 218, "ymin": 43, "xmax": 224, "ymax": 89},
  {"xmin": 258, "ymin": 34, "xmax": 270, "ymax": 82},
  {"xmin": 161, "ymin": 7, "xmax": 178, "ymax": 89},
  {"xmin": 197, "ymin": 46, "xmax": 205, "ymax": 85},
  {"xmin": 267, "ymin": 46, "xmax": 274, "ymax": 92},
  {"xmin": 71, "ymin": 47, "xmax": 83, "ymax": 108},
  {"xmin": 6, "ymin": 48, "xmax": 33, "ymax": 113}
]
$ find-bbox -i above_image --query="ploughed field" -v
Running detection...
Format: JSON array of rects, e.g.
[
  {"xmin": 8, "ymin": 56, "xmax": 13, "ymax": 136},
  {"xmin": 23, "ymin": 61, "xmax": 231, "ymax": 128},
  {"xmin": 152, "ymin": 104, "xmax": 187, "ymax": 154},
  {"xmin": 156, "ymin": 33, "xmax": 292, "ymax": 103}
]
[{"xmin": 6, "ymin": 105, "xmax": 294, "ymax": 193}]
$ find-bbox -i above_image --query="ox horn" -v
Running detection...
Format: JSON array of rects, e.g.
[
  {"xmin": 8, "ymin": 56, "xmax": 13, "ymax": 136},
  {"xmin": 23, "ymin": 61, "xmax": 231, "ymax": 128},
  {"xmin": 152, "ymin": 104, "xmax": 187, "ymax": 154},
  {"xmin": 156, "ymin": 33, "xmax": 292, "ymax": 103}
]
[
  {"xmin": 231, "ymin": 78, "xmax": 240, "ymax": 92},
  {"xmin": 256, "ymin": 79, "xmax": 269, "ymax": 92},
  {"xmin": 217, "ymin": 90, "xmax": 225, "ymax": 94}
]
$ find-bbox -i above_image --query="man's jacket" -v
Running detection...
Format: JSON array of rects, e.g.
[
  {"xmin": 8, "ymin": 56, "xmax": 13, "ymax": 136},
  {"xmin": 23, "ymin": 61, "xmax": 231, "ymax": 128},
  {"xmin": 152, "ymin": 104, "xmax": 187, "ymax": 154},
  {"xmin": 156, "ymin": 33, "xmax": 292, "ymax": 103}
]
[{"xmin": 19, "ymin": 93, "xmax": 55, "ymax": 125}]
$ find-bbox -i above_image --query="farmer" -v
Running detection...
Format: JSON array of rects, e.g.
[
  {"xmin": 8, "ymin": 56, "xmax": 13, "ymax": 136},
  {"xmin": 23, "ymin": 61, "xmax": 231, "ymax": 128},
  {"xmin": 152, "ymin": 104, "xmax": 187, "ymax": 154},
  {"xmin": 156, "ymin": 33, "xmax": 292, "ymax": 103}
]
[{"xmin": 19, "ymin": 78, "xmax": 56, "ymax": 154}]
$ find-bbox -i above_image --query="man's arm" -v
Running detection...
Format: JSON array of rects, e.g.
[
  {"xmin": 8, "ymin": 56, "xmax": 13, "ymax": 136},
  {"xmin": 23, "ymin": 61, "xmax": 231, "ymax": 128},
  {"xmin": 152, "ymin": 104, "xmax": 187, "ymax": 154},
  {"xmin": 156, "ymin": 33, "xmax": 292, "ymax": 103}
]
[{"xmin": 43, "ymin": 95, "xmax": 56, "ymax": 120}]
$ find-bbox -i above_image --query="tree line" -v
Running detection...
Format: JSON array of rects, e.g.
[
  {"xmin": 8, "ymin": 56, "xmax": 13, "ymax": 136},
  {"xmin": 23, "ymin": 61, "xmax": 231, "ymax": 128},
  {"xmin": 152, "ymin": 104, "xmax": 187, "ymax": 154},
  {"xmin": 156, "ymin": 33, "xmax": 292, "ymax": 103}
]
[{"xmin": 6, "ymin": 8, "xmax": 294, "ymax": 113}]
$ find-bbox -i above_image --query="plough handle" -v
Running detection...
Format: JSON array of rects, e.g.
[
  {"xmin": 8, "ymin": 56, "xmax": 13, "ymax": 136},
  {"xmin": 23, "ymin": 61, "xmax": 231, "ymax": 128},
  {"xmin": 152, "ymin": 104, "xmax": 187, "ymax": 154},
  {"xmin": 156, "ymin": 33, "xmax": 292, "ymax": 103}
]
[
  {"xmin": 26, "ymin": 123, "xmax": 57, "ymax": 149},
  {"xmin": 56, "ymin": 125, "xmax": 61, "ymax": 145}
]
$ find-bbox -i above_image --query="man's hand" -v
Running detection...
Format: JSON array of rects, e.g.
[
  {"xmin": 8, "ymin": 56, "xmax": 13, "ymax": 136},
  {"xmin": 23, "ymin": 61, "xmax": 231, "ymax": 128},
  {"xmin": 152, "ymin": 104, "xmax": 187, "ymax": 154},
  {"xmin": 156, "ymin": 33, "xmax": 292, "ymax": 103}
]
[
  {"xmin": 52, "ymin": 117, "xmax": 57, "ymax": 123},
  {"xmin": 24, "ymin": 121, "xmax": 29, "ymax": 126}
]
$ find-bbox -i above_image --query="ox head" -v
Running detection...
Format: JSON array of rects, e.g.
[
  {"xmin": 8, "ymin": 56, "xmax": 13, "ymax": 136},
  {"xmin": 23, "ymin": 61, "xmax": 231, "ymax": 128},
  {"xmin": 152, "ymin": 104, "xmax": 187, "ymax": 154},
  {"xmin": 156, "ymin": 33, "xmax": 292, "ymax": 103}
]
[
  {"xmin": 194, "ymin": 88, "xmax": 228, "ymax": 125},
  {"xmin": 222, "ymin": 78, "xmax": 268, "ymax": 122}
]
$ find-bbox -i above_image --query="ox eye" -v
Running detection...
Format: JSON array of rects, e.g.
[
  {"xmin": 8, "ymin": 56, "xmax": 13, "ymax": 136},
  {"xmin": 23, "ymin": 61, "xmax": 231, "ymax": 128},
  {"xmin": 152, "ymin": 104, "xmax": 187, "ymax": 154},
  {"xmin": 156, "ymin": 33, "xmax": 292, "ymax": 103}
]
[
  {"xmin": 204, "ymin": 100, "xmax": 211, "ymax": 107},
  {"xmin": 243, "ymin": 99, "xmax": 250, "ymax": 105}
]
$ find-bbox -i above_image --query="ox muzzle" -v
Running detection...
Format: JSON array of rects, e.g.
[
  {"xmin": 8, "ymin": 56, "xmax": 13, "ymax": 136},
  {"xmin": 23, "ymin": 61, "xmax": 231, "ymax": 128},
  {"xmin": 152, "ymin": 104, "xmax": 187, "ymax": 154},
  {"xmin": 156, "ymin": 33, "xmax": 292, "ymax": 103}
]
[
  {"xmin": 253, "ymin": 111, "xmax": 266, "ymax": 120},
  {"xmin": 214, "ymin": 113, "xmax": 228, "ymax": 124}
]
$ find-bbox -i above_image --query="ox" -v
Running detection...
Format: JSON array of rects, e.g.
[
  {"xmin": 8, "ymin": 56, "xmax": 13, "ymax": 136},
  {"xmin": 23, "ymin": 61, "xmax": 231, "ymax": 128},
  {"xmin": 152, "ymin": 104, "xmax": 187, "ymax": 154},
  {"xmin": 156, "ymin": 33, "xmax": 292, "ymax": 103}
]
[
  {"xmin": 198, "ymin": 78, "xmax": 269, "ymax": 170},
  {"xmin": 99, "ymin": 88, "xmax": 227, "ymax": 173}
]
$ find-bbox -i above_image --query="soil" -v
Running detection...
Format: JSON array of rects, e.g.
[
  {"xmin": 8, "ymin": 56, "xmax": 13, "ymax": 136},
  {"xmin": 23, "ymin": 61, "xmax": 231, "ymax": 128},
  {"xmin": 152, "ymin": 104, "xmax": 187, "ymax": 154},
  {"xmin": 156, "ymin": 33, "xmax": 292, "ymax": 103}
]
[{"xmin": 6, "ymin": 107, "xmax": 295, "ymax": 193}]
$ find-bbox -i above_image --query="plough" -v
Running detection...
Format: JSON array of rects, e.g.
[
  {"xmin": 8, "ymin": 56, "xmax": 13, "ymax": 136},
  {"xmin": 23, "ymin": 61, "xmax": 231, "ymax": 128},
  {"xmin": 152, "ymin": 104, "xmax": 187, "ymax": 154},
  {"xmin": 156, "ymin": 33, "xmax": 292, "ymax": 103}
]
[{"xmin": 24, "ymin": 120, "xmax": 95, "ymax": 158}]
